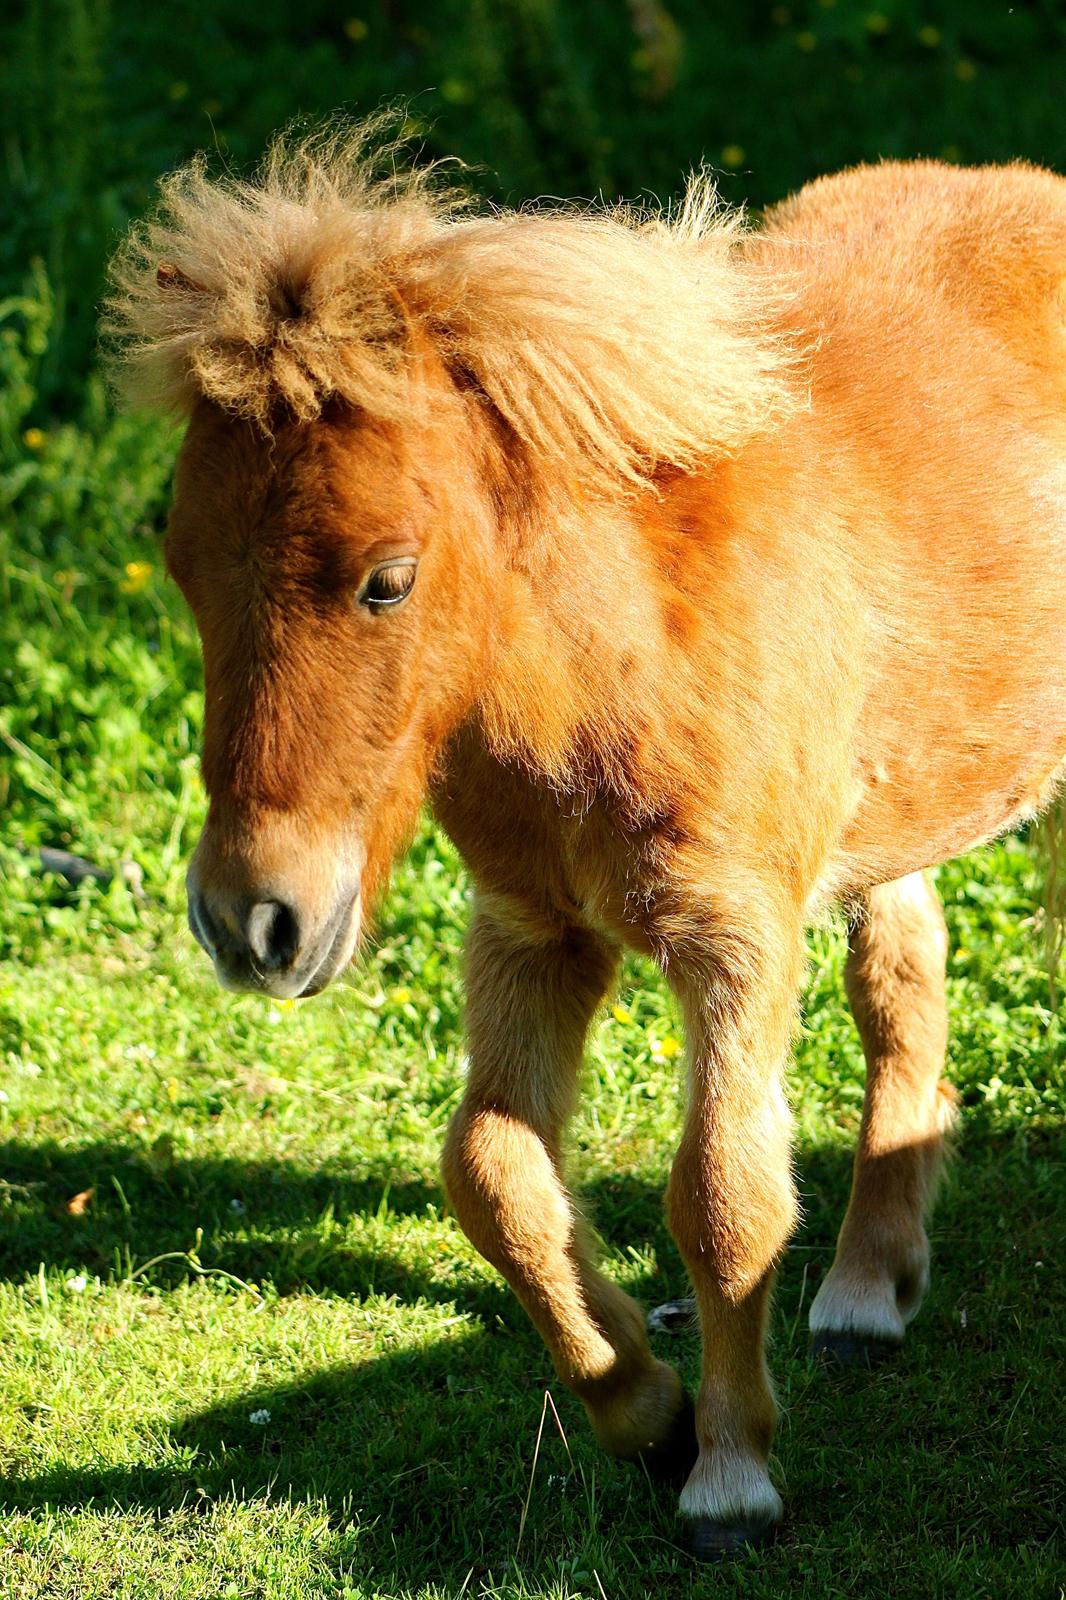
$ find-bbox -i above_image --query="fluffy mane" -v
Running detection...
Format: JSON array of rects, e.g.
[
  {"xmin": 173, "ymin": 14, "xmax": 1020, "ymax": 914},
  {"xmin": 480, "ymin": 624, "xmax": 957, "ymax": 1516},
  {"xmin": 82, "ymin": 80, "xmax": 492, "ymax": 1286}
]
[{"xmin": 104, "ymin": 119, "xmax": 799, "ymax": 492}]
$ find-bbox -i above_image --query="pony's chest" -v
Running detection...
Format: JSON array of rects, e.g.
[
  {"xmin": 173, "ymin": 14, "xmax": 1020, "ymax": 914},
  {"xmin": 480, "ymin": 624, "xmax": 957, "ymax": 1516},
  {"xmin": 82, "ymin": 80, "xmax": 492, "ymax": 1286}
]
[
  {"xmin": 432, "ymin": 749, "xmax": 663, "ymax": 951},
  {"xmin": 549, "ymin": 806, "xmax": 656, "ymax": 942}
]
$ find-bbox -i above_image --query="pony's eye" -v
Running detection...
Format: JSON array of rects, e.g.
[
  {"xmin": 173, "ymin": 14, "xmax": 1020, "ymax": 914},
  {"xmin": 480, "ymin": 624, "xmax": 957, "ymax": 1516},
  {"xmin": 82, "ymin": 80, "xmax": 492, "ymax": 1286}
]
[{"xmin": 358, "ymin": 557, "xmax": 417, "ymax": 613}]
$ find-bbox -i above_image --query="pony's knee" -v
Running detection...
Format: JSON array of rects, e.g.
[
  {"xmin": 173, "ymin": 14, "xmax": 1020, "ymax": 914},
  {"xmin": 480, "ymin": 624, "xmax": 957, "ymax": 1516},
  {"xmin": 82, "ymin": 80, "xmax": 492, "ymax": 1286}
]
[
  {"xmin": 666, "ymin": 1136, "xmax": 797, "ymax": 1299},
  {"xmin": 669, "ymin": 1100, "xmax": 793, "ymax": 1299},
  {"xmin": 442, "ymin": 1103, "xmax": 567, "ymax": 1255}
]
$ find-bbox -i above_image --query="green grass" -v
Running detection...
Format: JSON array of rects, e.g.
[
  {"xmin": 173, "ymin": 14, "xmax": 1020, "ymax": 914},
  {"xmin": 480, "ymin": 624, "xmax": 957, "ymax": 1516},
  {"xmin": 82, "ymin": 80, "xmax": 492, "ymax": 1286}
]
[
  {"xmin": 2, "ymin": 2, "xmax": 1066, "ymax": 1593},
  {"xmin": 1, "ymin": 820, "xmax": 1064, "ymax": 1597}
]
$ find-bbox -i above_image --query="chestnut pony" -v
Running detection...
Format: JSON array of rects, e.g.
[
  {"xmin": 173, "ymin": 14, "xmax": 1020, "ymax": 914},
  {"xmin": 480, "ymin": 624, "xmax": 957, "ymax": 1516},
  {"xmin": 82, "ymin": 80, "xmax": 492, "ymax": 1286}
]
[{"xmin": 106, "ymin": 129, "xmax": 1066, "ymax": 1559}]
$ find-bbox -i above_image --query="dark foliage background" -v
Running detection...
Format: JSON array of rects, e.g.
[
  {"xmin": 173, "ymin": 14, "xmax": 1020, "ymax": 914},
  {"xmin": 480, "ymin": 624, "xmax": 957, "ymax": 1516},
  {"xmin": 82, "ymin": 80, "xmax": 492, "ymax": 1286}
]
[{"xmin": 3, "ymin": 0, "xmax": 1066, "ymax": 414}]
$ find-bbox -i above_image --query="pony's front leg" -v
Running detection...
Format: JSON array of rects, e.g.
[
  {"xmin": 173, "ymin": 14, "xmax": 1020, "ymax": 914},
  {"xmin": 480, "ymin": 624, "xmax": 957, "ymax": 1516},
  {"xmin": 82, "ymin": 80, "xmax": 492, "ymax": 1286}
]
[
  {"xmin": 443, "ymin": 902, "xmax": 696, "ymax": 1474},
  {"xmin": 665, "ymin": 911, "xmax": 805, "ymax": 1558}
]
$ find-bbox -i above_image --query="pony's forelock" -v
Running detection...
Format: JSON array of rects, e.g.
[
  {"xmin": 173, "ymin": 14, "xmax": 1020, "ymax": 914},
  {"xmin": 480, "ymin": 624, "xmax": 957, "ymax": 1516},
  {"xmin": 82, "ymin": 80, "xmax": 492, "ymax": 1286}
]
[{"xmin": 104, "ymin": 117, "xmax": 800, "ymax": 495}]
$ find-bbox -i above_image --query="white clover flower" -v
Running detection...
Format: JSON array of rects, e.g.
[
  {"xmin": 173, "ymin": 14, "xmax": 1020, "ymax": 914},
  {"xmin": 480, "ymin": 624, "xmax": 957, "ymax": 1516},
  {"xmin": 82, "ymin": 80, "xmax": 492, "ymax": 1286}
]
[
  {"xmin": 68, "ymin": 1275, "xmax": 88, "ymax": 1293},
  {"xmin": 248, "ymin": 1408, "xmax": 271, "ymax": 1425}
]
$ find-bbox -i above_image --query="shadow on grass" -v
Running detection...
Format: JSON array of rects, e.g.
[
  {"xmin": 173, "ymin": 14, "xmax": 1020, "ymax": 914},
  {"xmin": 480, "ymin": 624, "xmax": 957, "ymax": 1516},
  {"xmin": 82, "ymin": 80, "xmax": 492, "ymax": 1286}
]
[
  {"xmin": 0, "ymin": 1136, "xmax": 693, "ymax": 1313},
  {"xmin": 1, "ymin": 1127, "xmax": 1063, "ymax": 1588},
  {"xmin": 0, "ymin": 1138, "xmax": 433, "ymax": 1283},
  {"xmin": 3, "ymin": 1119, "xmax": 1061, "ymax": 1288}
]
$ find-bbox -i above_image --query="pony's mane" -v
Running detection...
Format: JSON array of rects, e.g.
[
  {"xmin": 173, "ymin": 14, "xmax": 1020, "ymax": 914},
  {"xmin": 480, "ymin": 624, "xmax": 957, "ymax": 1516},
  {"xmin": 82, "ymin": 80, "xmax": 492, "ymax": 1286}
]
[{"xmin": 105, "ymin": 120, "xmax": 799, "ymax": 493}]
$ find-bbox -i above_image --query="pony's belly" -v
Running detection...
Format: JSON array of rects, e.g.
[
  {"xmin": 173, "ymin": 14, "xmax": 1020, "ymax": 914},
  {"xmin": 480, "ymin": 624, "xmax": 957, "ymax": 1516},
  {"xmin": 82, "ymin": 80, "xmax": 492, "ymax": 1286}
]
[{"xmin": 827, "ymin": 744, "xmax": 1066, "ymax": 899}]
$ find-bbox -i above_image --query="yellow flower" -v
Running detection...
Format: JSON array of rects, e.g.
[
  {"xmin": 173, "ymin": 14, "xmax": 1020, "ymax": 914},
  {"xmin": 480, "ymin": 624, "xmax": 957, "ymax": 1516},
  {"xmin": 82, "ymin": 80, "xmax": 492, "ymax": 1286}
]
[
  {"xmin": 274, "ymin": 998, "xmax": 296, "ymax": 1011},
  {"xmin": 612, "ymin": 1004, "xmax": 634, "ymax": 1025},
  {"xmin": 720, "ymin": 144, "xmax": 746, "ymax": 169},
  {"xmin": 917, "ymin": 25, "xmax": 941, "ymax": 47},
  {"xmin": 389, "ymin": 986, "xmax": 413, "ymax": 1005},
  {"xmin": 201, "ymin": 98, "xmax": 222, "ymax": 117},
  {"xmin": 120, "ymin": 560, "xmax": 153, "ymax": 595},
  {"xmin": 344, "ymin": 17, "xmax": 368, "ymax": 40},
  {"xmin": 168, "ymin": 81, "xmax": 189, "ymax": 101},
  {"xmin": 796, "ymin": 30, "xmax": 817, "ymax": 52},
  {"xmin": 865, "ymin": 12, "xmax": 890, "ymax": 34},
  {"xmin": 955, "ymin": 58, "xmax": 977, "ymax": 81},
  {"xmin": 23, "ymin": 427, "xmax": 46, "ymax": 450},
  {"xmin": 166, "ymin": 1078, "xmax": 180, "ymax": 1103},
  {"xmin": 652, "ymin": 1035, "xmax": 683, "ymax": 1061}
]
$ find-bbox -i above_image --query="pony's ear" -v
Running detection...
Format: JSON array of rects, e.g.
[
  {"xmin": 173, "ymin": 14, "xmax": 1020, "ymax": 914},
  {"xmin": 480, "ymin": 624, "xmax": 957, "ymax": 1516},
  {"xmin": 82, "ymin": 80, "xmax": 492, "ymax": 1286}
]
[{"xmin": 156, "ymin": 261, "xmax": 206, "ymax": 293}]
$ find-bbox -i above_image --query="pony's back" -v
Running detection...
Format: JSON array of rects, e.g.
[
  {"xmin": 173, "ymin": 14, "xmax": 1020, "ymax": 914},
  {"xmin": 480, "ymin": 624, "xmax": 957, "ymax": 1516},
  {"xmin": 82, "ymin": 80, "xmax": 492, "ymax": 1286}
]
[{"xmin": 756, "ymin": 160, "xmax": 1066, "ymax": 411}]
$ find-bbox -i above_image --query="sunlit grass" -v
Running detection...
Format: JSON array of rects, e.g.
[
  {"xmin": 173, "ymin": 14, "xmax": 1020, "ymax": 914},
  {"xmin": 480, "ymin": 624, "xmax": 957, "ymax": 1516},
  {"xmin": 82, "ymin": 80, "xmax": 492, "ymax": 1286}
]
[{"xmin": 2, "ymin": 798, "xmax": 1063, "ymax": 1597}]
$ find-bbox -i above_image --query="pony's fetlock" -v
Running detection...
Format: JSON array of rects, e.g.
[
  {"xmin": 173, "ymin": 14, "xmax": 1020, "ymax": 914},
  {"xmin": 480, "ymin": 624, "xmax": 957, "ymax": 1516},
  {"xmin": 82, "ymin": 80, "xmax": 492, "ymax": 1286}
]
[{"xmin": 585, "ymin": 1357, "xmax": 689, "ymax": 1465}]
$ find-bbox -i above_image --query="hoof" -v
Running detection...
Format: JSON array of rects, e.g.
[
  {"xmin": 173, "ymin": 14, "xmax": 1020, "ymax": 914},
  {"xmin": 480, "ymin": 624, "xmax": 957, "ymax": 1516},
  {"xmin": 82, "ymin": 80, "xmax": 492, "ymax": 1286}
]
[
  {"xmin": 636, "ymin": 1390, "xmax": 699, "ymax": 1488},
  {"xmin": 810, "ymin": 1329, "xmax": 900, "ymax": 1368},
  {"xmin": 647, "ymin": 1297, "xmax": 697, "ymax": 1335},
  {"xmin": 686, "ymin": 1514, "xmax": 775, "ymax": 1562}
]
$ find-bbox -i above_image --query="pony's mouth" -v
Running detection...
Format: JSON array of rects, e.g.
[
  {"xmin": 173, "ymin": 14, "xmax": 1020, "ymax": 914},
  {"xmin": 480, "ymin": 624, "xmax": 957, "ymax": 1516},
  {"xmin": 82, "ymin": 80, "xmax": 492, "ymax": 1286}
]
[{"xmin": 210, "ymin": 890, "xmax": 361, "ymax": 1000}]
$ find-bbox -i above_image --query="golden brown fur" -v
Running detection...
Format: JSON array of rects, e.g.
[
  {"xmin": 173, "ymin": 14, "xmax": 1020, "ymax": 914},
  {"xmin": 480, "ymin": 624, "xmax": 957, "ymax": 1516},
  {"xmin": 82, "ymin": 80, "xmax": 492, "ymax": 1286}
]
[{"xmin": 113, "ymin": 128, "xmax": 1066, "ymax": 1556}]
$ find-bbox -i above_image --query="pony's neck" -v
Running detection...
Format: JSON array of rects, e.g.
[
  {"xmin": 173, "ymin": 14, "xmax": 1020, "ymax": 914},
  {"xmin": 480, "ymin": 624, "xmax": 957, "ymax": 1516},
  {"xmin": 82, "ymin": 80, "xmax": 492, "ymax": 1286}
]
[{"xmin": 477, "ymin": 488, "xmax": 674, "ymax": 808}]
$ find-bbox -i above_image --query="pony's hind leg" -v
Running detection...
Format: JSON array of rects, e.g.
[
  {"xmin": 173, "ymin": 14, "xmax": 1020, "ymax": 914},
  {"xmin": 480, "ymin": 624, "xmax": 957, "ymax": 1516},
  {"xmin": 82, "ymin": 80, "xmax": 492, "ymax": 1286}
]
[
  {"xmin": 809, "ymin": 871, "xmax": 957, "ymax": 1363},
  {"xmin": 442, "ymin": 900, "xmax": 697, "ymax": 1480}
]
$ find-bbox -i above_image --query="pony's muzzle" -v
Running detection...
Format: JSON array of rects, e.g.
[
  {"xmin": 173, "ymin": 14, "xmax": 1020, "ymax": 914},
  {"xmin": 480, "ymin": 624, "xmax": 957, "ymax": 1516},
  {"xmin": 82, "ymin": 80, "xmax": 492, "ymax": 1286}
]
[{"xmin": 187, "ymin": 873, "xmax": 361, "ymax": 999}]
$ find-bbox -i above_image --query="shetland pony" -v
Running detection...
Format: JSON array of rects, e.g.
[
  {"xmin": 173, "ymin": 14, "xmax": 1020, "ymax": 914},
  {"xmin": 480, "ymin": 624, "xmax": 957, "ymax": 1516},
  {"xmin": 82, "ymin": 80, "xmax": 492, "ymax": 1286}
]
[{"xmin": 105, "ymin": 127, "xmax": 1066, "ymax": 1559}]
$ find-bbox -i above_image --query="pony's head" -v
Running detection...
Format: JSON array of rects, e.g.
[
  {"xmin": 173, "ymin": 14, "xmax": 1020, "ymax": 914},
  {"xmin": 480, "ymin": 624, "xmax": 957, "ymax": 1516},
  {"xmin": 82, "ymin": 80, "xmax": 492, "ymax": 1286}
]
[
  {"xmin": 105, "ymin": 121, "xmax": 794, "ymax": 996},
  {"xmin": 165, "ymin": 385, "xmax": 497, "ymax": 997}
]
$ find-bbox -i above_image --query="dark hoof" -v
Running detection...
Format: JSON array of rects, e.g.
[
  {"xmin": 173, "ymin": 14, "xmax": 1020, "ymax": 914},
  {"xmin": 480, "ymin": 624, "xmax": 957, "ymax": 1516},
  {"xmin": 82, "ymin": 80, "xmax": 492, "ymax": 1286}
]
[
  {"xmin": 647, "ymin": 1297, "xmax": 697, "ymax": 1335},
  {"xmin": 810, "ymin": 1329, "xmax": 900, "ymax": 1368},
  {"xmin": 686, "ymin": 1515, "xmax": 775, "ymax": 1562},
  {"xmin": 636, "ymin": 1391, "xmax": 699, "ymax": 1488}
]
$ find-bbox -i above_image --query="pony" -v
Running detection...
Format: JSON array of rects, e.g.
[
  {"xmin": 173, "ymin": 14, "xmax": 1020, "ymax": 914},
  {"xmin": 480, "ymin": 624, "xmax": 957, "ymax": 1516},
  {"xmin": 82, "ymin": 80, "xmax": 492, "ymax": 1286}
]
[{"xmin": 105, "ymin": 123, "xmax": 1066, "ymax": 1560}]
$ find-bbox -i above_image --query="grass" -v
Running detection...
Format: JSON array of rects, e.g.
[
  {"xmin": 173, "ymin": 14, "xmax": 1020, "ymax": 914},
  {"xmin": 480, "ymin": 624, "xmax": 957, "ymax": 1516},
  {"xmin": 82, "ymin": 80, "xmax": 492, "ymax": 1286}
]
[
  {"xmin": 2, "ymin": 1, "xmax": 1066, "ymax": 1593},
  {"xmin": 1, "ymin": 825, "xmax": 1064, "ymax": 1597}
]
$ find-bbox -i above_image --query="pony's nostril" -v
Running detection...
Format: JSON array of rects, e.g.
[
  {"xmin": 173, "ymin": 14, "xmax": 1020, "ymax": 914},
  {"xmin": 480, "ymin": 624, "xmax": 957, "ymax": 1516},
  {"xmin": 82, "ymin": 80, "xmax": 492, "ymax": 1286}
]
[
  {"xmin": 188, "ymin": 890, "xmax": 219, "ymax": 956},
  {"xmin": 245, "ymin": 899, "xmax": 300, "ymax": 971}
]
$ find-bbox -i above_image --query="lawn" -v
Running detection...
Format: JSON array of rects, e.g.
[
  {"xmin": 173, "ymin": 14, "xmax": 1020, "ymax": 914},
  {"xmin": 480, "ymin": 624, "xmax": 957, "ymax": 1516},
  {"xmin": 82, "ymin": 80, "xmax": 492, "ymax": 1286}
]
[
  {"xmin": 2, "ymin": 1, "xmax": 1066, "ymax": 1595},
  {"xmin": 1, "ymin": 821, "xmax": 1064, "ymax": 1597}
]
